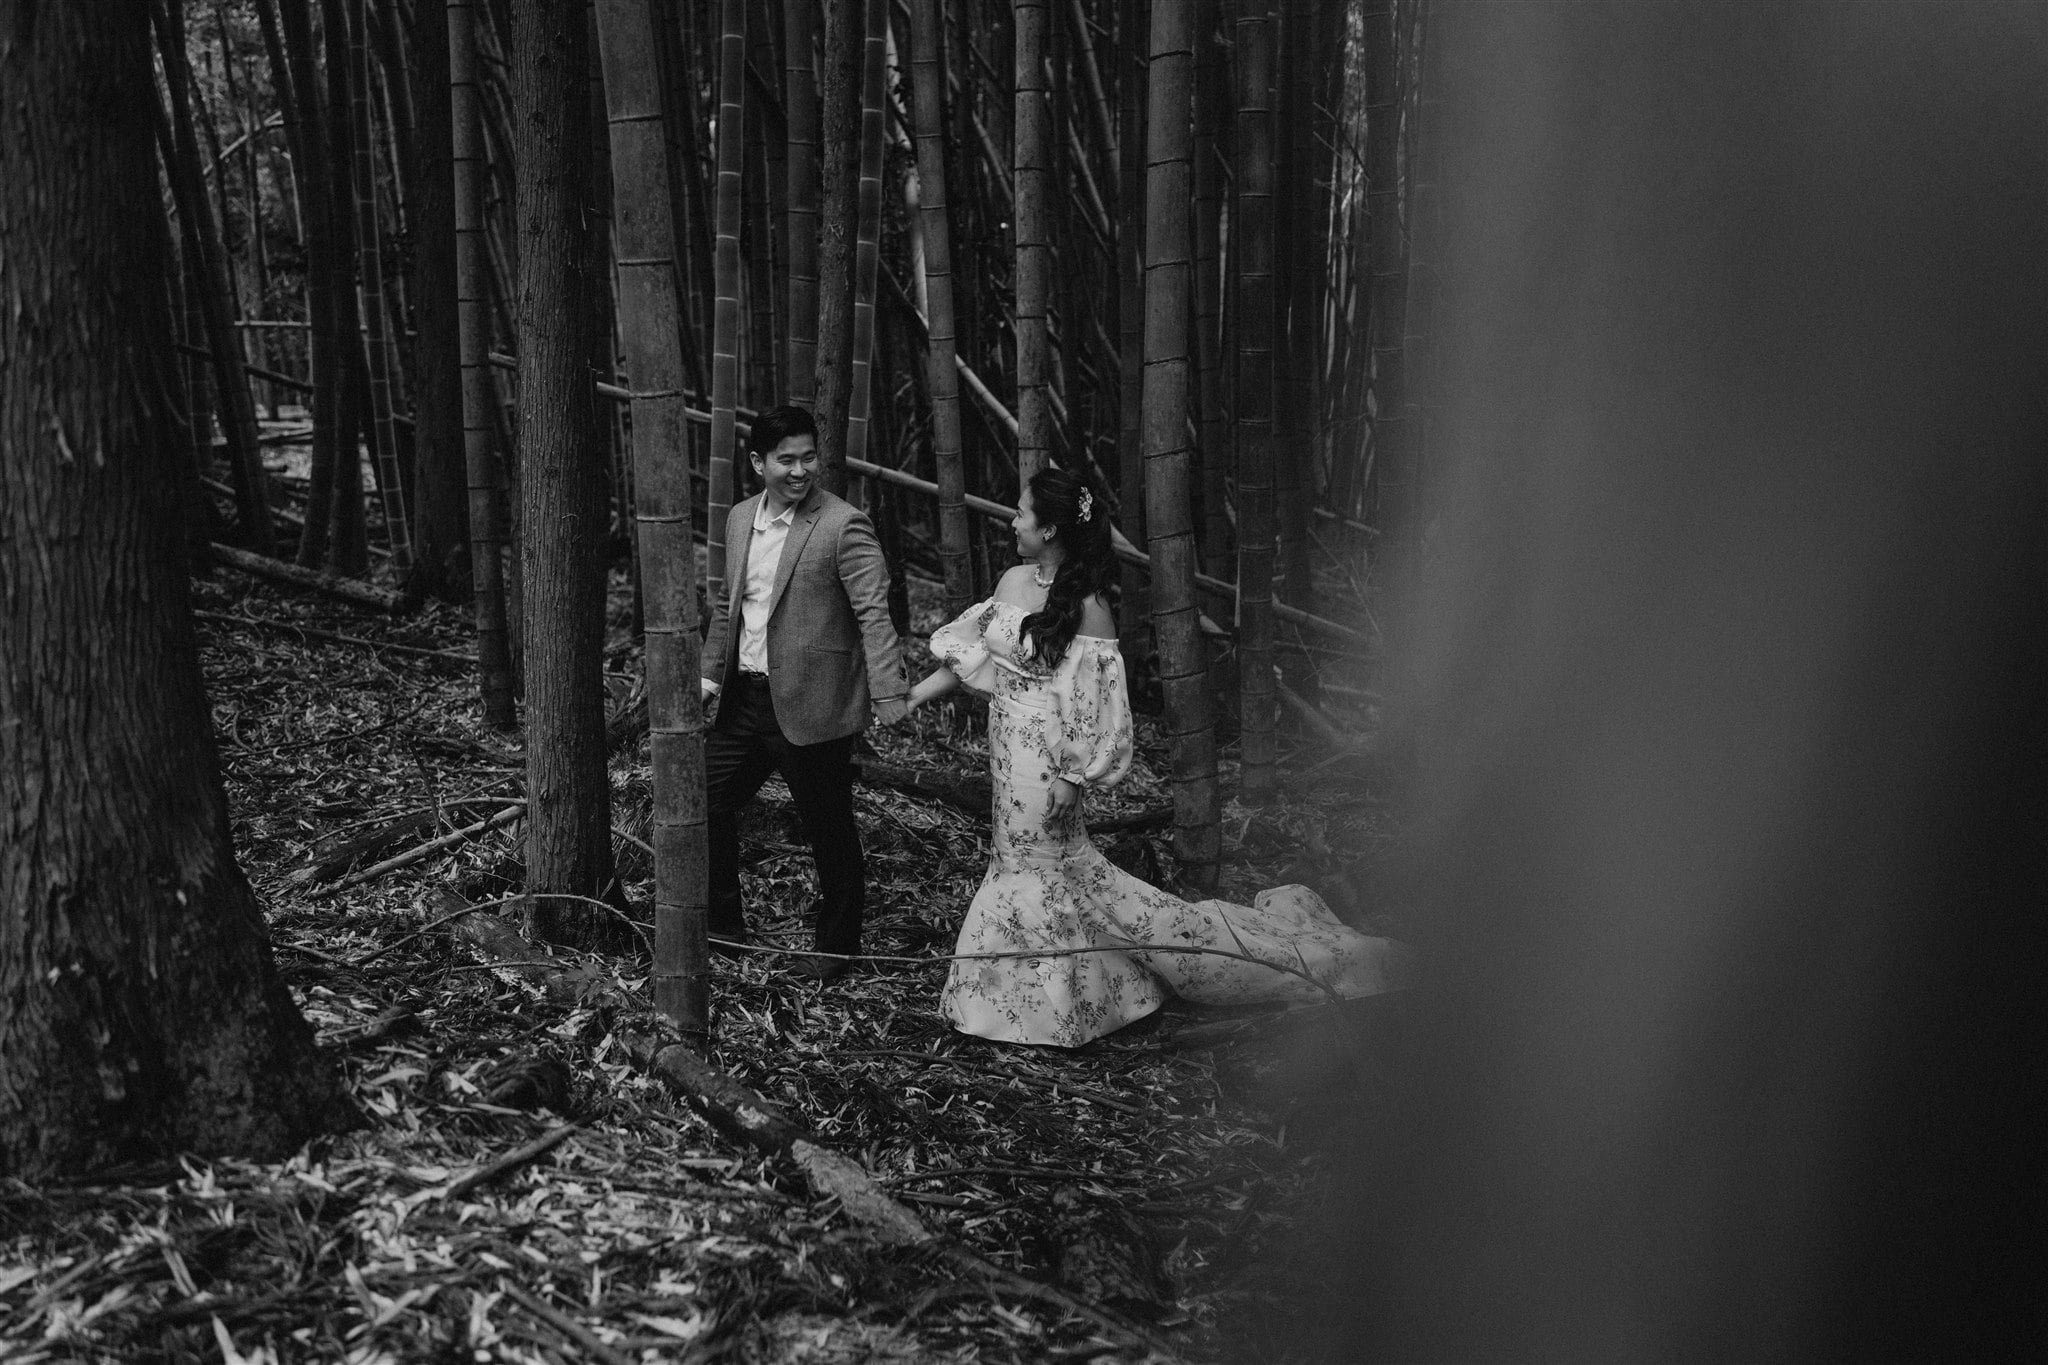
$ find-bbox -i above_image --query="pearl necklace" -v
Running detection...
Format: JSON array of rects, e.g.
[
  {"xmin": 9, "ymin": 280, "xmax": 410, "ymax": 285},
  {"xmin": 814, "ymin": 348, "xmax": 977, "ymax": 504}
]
[{"xmin": 1033, "ymin": 562, "xmax": 1057, "ymax": 588}]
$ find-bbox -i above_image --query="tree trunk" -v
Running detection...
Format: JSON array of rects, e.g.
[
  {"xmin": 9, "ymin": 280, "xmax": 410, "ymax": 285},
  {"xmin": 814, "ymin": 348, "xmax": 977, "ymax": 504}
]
[
  {"xmin": 783, "ymin": 0, "xmax": 821, "ymax": 405},
  {"xmin": 812, "ymin": 0, "xmax": 862, "ymax": 496},
  {"xmin": 909, "ymin": 0, "xmax": 973, "ymax": 616},
  {"xmin": 406, "ymin": 0, "xmax": 472, "ymax": 600},
  {"xmin": 152, "ymin": 0, "xmax": 277, "ymax": 558},
  {"xmin": 708, "ymin": 0, "xmax": 747, "ymax": 598},
  {"xmin": 509, "ymin": 0, "xmax": 623, "ymax": 950},
  {"xmin": 842, "ymin": 0, "xmax": 888, "ymax": 475},
  {"xmin": 1012, "ymin": 0, "xmax": 1052, "ymax": 484},
  {"xmin": 1233, "ymin": 1, "xmax": 1277, "ymax": 804},
  {"xmin": 1140, "ymin": 0, "xmax": 1217, "ymax": 887},
  {"xmin": 594, "ymin": 0, "xmax": 712, "ymax": 1032},
  {"xmin": 0, "ymin": 0, "xmax": 354, "ymax": 1177},
  {"xmin": 451, "ymin": 0, "xmax": 517, "ymax": 726}
]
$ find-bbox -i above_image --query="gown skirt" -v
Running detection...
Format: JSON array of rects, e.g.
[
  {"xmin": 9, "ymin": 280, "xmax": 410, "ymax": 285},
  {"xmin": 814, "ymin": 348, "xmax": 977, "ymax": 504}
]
[{"xmin": 933, "ymin": 599, "xmax": 1405, "ymax": 1049}]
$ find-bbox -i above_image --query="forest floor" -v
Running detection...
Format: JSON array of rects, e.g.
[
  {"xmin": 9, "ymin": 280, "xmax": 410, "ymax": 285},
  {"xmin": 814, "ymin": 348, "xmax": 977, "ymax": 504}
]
[{"xmin": 1, "ymin": 499, "xmax": 1403, "ymax": 1364}]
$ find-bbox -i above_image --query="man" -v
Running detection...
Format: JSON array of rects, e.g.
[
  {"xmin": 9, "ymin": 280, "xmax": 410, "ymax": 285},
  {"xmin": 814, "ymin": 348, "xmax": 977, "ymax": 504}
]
[{"xmin": 700, "ymin": 406, "xmax": 908, "ymax": 983}]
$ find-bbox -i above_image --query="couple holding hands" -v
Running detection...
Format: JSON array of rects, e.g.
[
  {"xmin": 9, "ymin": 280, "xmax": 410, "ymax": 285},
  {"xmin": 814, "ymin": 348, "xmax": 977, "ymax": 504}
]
[{"xmin": 701, "ymin": 406, "xmax": 1400, "ymax": 1048}]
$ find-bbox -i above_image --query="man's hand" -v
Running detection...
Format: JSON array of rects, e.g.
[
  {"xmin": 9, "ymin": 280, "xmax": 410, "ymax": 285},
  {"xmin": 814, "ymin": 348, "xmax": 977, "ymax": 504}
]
[{"xmin": 873, "ymin": 696, "xmax": 909, "ymax": 727}]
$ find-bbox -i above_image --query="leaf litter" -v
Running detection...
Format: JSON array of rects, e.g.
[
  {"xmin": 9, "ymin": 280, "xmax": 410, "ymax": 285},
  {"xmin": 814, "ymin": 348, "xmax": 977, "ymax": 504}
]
[{"xmin": 1, "ymin": 559, "xmax": 1404, "ymax": 1364}]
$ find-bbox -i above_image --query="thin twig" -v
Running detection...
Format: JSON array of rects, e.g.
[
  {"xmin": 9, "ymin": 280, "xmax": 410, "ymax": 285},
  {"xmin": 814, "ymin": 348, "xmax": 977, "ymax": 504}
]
[{"xmin": 443, "ymin": 1124, "xmax": 578, "ymax": 1201}]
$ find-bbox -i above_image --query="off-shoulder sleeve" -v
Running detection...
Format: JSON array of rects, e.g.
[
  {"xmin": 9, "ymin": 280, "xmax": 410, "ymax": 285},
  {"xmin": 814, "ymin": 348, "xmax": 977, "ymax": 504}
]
[
  {"xmin": 928, "ymin": 598, "xmax": 1003, "ymax": 694},
  {"xmin": 1052, "ymin": 641, "xmax": 1134, "ymax": 789}
]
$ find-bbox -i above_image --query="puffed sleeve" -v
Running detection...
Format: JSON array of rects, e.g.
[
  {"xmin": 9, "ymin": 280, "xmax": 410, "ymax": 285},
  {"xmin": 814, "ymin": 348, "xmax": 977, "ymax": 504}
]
[
  {"xmin": 1052, "ymin": 641, "xmax": 1134, "ymax": 789},
  {"xmin": 928, "ymin": 599, "xmax": 1003, "ymax": 694}
]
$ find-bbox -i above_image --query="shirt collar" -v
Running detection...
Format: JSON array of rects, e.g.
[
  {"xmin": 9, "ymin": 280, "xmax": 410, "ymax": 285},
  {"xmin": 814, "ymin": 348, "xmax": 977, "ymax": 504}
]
[{"xmin": 754, "ymin": 497, "xmax": 799, "ymax": 531}]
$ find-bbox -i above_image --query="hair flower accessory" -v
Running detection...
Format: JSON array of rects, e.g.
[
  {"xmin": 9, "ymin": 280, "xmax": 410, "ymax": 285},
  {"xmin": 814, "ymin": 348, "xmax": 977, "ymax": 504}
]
[{"xmin": 1078, "ymin": 488, "xmax": 1093, "ymax": 521}]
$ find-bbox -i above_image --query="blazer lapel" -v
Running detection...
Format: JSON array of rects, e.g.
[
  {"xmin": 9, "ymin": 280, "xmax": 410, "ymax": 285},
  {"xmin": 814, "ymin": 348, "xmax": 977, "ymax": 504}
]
[{"xmin": 766, "ymin": 491, "xmax": 824, "ymax": 619}]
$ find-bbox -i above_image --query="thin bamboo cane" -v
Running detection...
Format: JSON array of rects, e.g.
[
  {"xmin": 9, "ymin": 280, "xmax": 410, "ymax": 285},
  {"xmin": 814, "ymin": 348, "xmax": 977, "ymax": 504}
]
[
  {"xmin": 1141, "ymin": 0, "xmax": 1217, "ymax": 885},
  {"xmin": 745, "ymin": 0, "xmax": 782, "ymax": 406},
  {"xmin": 909, "ymin": 0, "xmax": 973, "ymax": 616},
  {"xmin": 353, "ymin": 0, "xmax": 412, "ymax": 566},
  {"xmin": 450, "ymin": 0, "xmax": 517, "ymax": 726},
  {"xmin": 843, "ymin": 0, "xmax": 888, "ymax": 473},
  {"xmin": 152, "ymin": 0, "xmax": 278, "ymax": 558},
  {"xmin": 593, "ymin": 0, "xmax": 711, "ymax": 1034},
  {"xmin": 708, "ymin": 0, "xmax": 747, "ymax": 597}
]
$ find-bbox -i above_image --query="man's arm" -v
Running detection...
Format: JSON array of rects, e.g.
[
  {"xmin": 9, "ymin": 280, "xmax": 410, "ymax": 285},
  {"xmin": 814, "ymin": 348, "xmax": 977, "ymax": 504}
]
[
  {"xmin": 701, "ymin": 506, "xmax": 737, "ymax": 697},
  {"xmin": 835, "ymin": 508, "xmax": 908, "ymax": 723}
]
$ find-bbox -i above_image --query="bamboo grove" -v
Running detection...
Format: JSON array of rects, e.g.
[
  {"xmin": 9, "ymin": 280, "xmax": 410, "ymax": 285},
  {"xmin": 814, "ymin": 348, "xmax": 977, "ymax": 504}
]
[{"xmin": 146, "ymin": 0, "xmax": 1428, "ymax": 1031}]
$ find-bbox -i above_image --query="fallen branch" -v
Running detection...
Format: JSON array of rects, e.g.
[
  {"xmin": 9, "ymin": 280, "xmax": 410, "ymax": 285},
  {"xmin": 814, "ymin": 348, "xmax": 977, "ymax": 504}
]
[
  {"xmin": 206, "ymin": 543, "xmax": 408, "ymax": 614},
  {"xmin": 194, "ymin": 608, "xmax": 474, "ymax": 665},
  {"xmin": 328, "ymin": 804, "xmax": 524, "ymax": 890},
  {"xmin": 498, "ymin": 1284, "xmax": 633, "ymax": 1365},
  {"xmin": 1277, "ymin": 681, "xmax": 1360, "ymax": 751},
  {"xmin": 442, "ymin": 1123, "xmax": 578, "ymax": 1201},
  {"xmin": 856, "ymin": 759, "xmax": 992, "ymax": 818}
]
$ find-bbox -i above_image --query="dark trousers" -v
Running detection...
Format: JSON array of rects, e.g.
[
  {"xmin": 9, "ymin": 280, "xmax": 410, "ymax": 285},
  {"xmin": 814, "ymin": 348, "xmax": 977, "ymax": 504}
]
[{"xmin": 705, "ymin": 674, "xmax": 864, "ymax": 955}]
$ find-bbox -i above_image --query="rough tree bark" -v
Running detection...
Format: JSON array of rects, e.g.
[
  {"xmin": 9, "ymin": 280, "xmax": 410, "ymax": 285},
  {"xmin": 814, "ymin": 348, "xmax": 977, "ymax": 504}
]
[
  {"xmin": 509, "ymin": 0, "xmax": 624, "ymax": 950},
  {"xmin": 1140, "ymin": 0, "xmax": 1218, "ymax": 886},
  {"xmin": 0, "ymin": 0, "xmax": 354, "ymax": 1177}
]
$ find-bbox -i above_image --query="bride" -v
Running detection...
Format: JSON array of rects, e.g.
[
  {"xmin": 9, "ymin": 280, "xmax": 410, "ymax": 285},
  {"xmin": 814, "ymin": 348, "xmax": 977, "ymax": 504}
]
[{"xmin": 906, "ymin": 465, "xmax": 1404, "ymax": 1047}]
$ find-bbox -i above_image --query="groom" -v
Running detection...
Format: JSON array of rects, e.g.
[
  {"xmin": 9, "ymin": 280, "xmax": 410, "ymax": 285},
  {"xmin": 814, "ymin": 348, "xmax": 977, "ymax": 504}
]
[{"xmin": 700, "ymin": 405, "xmax": 907, "ymax": 983}]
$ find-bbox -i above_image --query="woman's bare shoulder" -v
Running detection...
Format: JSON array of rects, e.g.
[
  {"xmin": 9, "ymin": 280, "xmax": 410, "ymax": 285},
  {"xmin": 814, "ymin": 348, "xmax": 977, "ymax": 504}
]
[{"xmin": 993, "ymin": 563, "xmax": 1039, "ymax": 605}]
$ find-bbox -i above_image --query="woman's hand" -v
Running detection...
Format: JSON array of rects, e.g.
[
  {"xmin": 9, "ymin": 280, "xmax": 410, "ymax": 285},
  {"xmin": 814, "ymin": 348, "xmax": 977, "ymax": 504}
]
[{"xmin": 1047, "ymin": 776, "xmax": 1081, "ymax": 824}]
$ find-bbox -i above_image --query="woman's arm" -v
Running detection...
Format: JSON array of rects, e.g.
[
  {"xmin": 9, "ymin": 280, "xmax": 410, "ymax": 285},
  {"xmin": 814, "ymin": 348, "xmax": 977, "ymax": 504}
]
[{"xmin": 908, "ymin": 666, "xmax": 961, "ymax": 711}]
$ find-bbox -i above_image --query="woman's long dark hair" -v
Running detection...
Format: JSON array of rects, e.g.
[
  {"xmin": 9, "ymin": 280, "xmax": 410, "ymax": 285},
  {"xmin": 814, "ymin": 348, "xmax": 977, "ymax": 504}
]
[{"xmin": 1020, "ymin": 465, "xmax": 1115, "ymax": 668}]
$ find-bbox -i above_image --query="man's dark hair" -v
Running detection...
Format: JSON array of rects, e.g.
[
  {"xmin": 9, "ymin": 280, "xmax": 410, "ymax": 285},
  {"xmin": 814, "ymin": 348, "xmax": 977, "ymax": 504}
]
[{"xmin": 747, "ymin": 404, "xmax": 817, "ymax": 459}]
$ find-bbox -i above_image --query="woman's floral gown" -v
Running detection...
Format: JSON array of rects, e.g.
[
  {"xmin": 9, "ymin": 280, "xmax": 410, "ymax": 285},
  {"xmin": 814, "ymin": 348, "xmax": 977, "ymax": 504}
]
[{"xmin": 931, "ymin": 599, "xmax": 1405, "ymax": 1048}]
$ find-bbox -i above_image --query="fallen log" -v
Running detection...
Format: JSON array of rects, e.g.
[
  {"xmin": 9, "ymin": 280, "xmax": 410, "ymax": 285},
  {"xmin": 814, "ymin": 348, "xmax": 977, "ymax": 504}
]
[
  {"xmin": 206, "ymin": 542, "xmax": 408, "ymax": 614},
  {"xmin": 856, "ymin": 759, "xmax": 992, "ymax": 819}
]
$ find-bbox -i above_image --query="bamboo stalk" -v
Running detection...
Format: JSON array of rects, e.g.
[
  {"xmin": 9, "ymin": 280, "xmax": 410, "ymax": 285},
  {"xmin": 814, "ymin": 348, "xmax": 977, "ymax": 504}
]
[
  {"xmin": 708, "ymin": 0, "xmax": 747, "ymax": 598},
  {"xmin": 843, "ymin": 0, "xmax": 889, "ymax": 473},
  {"xmin": 1140, "ymin": 0, "xmax": 1219, "ymax": 887},
  {"xmin": 352, "ymin": 0, "xmax": 412, "ymax": 567},
  {"xmin": 783, "ymin": 0, "xmax": 821, "ymax": 404},
  {"xmin": 595, "ymin": 0, "xmax": 712, "ymax": 1032},
  {"xmin": 449, "ymin": 0, "xmax": 517, "ymax": 726},
  {"xmin": 1012, "ymin": 0, "xmax": 1052, "ymax": 484},
  {"xmin": 1234, "ymin": 1, "xmax": 1278, "ymax": 802},
  {"xmin": 909, "ymin": 0, "xmax": 973, "ymax": 616},
  {"xmin": 152, "ymin": 0, "xmax": 279, "ymax": 557}
]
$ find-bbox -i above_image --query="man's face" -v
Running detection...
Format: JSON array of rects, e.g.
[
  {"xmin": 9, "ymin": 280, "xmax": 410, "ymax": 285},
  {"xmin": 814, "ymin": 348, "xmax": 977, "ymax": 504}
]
[{"xmin": 753, "ymin": 434, "xmax": 818, "ymax": 512}]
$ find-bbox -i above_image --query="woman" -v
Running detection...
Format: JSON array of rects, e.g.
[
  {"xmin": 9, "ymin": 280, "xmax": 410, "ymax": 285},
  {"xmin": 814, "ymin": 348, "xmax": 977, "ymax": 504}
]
[{"xmin": 908, "ymin": 466, "xmax": 1404, "ymax": 1047}]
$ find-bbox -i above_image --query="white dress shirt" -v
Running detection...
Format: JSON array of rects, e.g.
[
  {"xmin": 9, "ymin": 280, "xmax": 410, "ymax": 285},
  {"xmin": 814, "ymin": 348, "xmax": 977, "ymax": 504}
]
[{"xmin": 737, "ymin": 498, "xmax": 798, "ymax": 674}]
